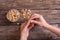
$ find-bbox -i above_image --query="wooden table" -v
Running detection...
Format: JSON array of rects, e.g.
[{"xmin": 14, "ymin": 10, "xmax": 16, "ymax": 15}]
[{"xmin": 0, "ymin": 0, "xmax": 60, "ymax": 40}]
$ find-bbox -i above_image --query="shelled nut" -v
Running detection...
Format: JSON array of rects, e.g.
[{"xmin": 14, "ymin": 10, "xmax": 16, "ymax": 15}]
[
  {"xmin": 6, "ymin": 9, "xmax": 20, "ymax": 22},
  {"xmin": 21, "ymin": 9, "xmax": 32, "ymax": 20},
  {"xmin": 6, "ymin": 9, "xmax": 32, "ymax": 23}
]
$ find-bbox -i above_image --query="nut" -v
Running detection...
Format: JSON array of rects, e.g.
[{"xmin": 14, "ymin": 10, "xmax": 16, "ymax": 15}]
[
  {"xmin": 6, "ymin": 9, "xmax": 20, "ymax": 22},
  {"xmin": 21, "ymin": 9, "xmax": 32, "ymax": 20}
]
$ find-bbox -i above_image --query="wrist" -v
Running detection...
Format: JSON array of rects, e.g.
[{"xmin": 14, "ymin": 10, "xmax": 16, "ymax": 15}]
[
  {"xmin": 43, "ymin": 23, "xmax": 50, "ymax": 28},
  {"xmin": 20, "ymin": 32, "xmax": 28, "ymax": 40},
  {"xmin": 43, "ymin": 24, "xmax": 53, "ymax": 29},
  {"xmin": 20, "ymin": 36, "xmax": 27, "ymax": 40}
]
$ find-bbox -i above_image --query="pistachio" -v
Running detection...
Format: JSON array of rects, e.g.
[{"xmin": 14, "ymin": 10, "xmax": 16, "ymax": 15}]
[{"xmin": 6, "ymin": 9, "xmax": 20, "ymax": 22}]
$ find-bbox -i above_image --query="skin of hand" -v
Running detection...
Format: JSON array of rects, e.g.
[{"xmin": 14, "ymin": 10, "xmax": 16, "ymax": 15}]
[
  {"xmin": 30, "ymin": 14, "xmax": 60, "ymax": 36},
  {"xmin": 20, "ymin": 21, "xmax": 34, "ymax": 40},
  {"xmin": 30, "ymin": 14, "xmax": 48, "ymax": 27}
]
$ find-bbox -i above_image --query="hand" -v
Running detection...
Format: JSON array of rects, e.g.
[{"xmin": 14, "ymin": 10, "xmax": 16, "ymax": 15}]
[
  {"xmin": 30, "ymin": 14, "xmax": 49, "ymax": 27},
  {"xmin": 20, "ymin": 21, "xmax": 34, "ymax": 40},
  {"xmin": 29, "ymin": 14, "xmax": 60, "ymax": 36}
]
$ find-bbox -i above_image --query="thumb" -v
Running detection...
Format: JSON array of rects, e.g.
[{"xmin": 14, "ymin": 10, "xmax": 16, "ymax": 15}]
[{"xmin": 30, "ymin": 20, "xmax": 40, "ymax": 25}]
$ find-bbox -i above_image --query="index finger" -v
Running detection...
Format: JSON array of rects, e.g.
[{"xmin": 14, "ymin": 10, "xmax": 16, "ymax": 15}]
[{"xmin": 25, "ymin": 20, "xmax": 31, "ymax": 28}]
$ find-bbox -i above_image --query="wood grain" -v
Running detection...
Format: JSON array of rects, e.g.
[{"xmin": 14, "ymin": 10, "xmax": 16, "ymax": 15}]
[
  {"xmin": 0, "ymin": 10, "xmax": 60, "ymax": 40},
  {"xmin": 0, "ymin": 10, "xmax": 60, "ymax": 26},
  {"xmin": 0, "ymin": 0, "xmax": 60, "ymax": 40},
  {"xmin": 0, "ymin": 0, "xmax": 60, "ymax": 10}
]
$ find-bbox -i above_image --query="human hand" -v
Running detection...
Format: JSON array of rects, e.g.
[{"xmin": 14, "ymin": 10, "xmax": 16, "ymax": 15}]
[
  {"xmin": 20, "ymin": 21, "xmax": 34, "ymax": 40},
  {"xmin": 30, "ymin": 14, "xmax": 49, "ymax": 27}
]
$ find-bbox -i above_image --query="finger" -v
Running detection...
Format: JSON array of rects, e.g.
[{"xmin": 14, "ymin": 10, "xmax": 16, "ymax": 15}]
[
  {"xmin": 31, "ymin": 14, "xmax": 40, "ymax": 18},
  {"xmin": 20, "ymin": 21, "xmax": 27, "ymax": 30},
  {"xmin": 30, "ymin": 14, "xmax": 44, "ymax": 21},
  {"xmin": 28, "ymin": 23, "xmax": 34, "ymax": 30},
  {"xmin": 30, "ymin": 14, "xmax": 41, "ymax": 20},
  {"xmin": 30, "ymin": 14, "xmax": 37, "ymax": 19},
  {"xmin": 30, "ymin": 20, "xmax": 40, "ymax": 25},
  {"xmin": 30, "ymin": 16, "xmax": 39, "ymax": 20},
  {"xmin": 25, "ymin": 20, "xmax": 31, "ymax": 28},
  {"xmin": 40, "ymin": 15, "xmax": 46, "ymax": 21},
  {"xmin": 30, "ymin": 20, "xmax": 43, "ymax": 26}
]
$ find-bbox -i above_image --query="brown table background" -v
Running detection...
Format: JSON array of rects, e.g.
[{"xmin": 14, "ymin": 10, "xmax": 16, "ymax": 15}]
[{"xmin": 0, "ymin": 0, "xmax": 60, "ymax": 40}]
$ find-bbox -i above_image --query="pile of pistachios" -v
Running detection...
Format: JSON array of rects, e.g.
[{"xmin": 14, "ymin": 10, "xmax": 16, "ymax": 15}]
[{"xmin": 6, "ymin": 9, "xmax": 32, "ymax": 22}]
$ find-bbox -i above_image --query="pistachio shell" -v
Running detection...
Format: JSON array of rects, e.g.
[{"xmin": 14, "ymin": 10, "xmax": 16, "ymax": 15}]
[{"xmin": 6, "ymin": 9, "xmax": 20, "ymax": 22}]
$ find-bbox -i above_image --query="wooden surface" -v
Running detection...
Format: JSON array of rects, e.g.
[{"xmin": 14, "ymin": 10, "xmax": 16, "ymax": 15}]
[
  {"xmin": 0, "ymin": 0, "xmax": 60, "ymax": 40},
  {"xmin": 0, "ymin": 0, "xmax": 60, "ymax": 10}
]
